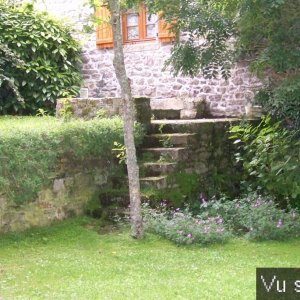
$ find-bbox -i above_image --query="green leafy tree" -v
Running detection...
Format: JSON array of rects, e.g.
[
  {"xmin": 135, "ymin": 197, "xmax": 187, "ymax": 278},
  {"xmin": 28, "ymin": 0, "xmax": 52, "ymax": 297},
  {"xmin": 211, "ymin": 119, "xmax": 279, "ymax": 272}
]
[
  {"xmin": 0, "ymin": 2, "xmax": 82, "ymax": 114},
  {"xmin": 146, "ymin": 0, "xmax": 235, "ymax": 79},
  {"xmin": 146, "ymin": 0, "xmax": 300, "ymax": 78},
  {"xmin": 147, "ymin": 0, "xmax": 300, "ymax": 126},
  {"xmin": 0, "ymin": 44, "xmax": 24, "ymax": 104}
]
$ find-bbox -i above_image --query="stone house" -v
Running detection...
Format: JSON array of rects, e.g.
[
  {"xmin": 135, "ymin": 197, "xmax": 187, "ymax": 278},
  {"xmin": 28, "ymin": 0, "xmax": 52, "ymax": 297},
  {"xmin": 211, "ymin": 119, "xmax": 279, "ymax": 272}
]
[{"xmin": 35, "ymin": 0, "xmax": 261, "ymax": 117}]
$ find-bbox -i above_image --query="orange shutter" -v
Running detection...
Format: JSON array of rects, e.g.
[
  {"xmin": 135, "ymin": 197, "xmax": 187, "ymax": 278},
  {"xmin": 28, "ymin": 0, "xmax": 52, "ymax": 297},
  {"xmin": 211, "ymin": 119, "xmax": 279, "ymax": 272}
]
[
  {"xmin": 158, "ymin": 18, "xmax": 175, "ymax": 43},
  {"xmin": 96, "ymin": 3, "xmax": 113, "ymax": 49}
]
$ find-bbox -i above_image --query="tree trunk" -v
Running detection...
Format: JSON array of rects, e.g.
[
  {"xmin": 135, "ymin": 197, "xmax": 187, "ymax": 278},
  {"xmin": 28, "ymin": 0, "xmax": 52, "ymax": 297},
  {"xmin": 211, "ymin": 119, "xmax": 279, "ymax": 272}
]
[{"xmin": 108, "ymin": 0, "xmax": 143, "ymax": 239}]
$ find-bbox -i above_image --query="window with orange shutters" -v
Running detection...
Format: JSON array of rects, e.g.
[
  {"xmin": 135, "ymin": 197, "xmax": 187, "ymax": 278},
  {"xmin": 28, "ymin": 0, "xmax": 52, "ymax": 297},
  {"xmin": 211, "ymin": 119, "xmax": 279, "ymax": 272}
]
[
  {"xmin": 96, "ymin": 3, "xmax": 175, "ymax": 48},
  {"xmin": 122, "ymin": 4, "xmax": 158, "ymax": 43}
]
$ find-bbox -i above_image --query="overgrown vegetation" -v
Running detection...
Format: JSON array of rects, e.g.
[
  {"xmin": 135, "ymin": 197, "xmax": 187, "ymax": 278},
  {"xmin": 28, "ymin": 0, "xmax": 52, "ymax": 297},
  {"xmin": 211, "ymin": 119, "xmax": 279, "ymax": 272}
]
[
  {"xmin": 255, "ymin": 75, "xmax": 300, "ymax": 128},
  {"xmin": 0, "ymin": 2, "xmax": 82, "ymax": 115},
  {"xmin": 236, "ymin": 0, "xmax": 300, "ymax": 75},
  {"xmin": 0, "ymin": 116, "xmax": 144, "ymax": 204},
  {"xmin": 143, "ymin": 193, "xmax": 300, "ymax": 244},
  {"xmin": 229, "ymin": 116, "xmax": 300, "ymax": 208}
]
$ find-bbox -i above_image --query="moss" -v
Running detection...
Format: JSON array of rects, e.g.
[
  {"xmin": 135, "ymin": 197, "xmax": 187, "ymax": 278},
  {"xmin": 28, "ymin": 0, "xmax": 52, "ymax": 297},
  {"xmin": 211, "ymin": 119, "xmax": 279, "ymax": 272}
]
[
  {"xmin": 141, "ymin": 172, "xmax": 202, "ymax": 208},
  {"xmin": 134, "ymin": 97, "xmax": 151, "ymax": 131},
  {"xmin": 59, "ymin": 98, "xmax": 73, "ymax": 120},
  {"xmin": 85, "ymin": 191, "xmax": 103, "ymax": 218},
  {"xmin": 81, "ymin": 105, "xmax": 94, "ymax": 119},
  {"xmin": 195, "ymin": 100, "xmax": 211, "ymax": 118}
]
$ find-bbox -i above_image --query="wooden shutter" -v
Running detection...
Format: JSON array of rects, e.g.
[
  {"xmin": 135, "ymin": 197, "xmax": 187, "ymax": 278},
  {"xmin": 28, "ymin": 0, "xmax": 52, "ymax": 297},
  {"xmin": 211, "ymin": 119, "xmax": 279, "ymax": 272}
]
[
  {"xmin": 96, "ymin": 3, "xmax": 113, "ymax": 49},
  {"xmin": 158, "ymin": 18, "xmax": 175, "ymax": 43}
]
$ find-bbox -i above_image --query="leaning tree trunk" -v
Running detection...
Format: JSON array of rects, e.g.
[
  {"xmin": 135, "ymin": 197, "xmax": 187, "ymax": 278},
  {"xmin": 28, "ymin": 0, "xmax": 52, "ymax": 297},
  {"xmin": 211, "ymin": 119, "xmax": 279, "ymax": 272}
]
[{"xmin": 108, "ymin": 0, "xmax": 143, "ymax": 239}]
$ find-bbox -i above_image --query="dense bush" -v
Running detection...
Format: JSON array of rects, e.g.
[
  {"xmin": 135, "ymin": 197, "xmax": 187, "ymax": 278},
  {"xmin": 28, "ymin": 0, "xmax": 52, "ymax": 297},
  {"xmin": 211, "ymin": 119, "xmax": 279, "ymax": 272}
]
[
  {"xmin": 199, "ymin": 193, "xmax": 300, "ymax": 241},
  {"xmin": 0, "ymin": 43, "xmax": 24, "ymax": 103},
  {"xmin": 0, "ymin": 2, "xmax": 82, "ymax": 115},
  {"xmin": 237, "ymin": 0, "xmax": 300, "ymax": 74},
  {"xmin": 0, "ymin": 116, "xmax": 144, "ymax": 204},
  {"xmin": 229, "ymin": 116, "xmax": 300, "ymax": 208},
  {"xmin": 143, "ymin": 202, "xmax": 231, "ymax": 246},
  {"xmin": 255, "ymin": 75, "xmax": 300, "ymax": 128}
]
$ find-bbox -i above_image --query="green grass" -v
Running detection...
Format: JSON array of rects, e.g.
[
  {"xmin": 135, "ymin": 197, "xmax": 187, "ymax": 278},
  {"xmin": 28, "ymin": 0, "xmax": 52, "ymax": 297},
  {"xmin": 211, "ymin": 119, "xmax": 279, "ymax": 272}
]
[
  {"xmin": 0, "ymin": 116, "xmax": 58, "ymax": 132},
  {"xmin": 0, "ymin": 217, "xmax": 300, "ymax": 300}
]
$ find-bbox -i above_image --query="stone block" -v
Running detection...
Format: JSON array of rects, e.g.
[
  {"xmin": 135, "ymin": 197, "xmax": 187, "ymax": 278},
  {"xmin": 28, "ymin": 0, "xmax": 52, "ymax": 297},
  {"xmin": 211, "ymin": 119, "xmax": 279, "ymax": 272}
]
[
  {"xmin": 53, "ymin": 178, "xmax": 65, "ymax": 193},
  {"xmin": 150, "ymin": 98, "xmax": 184, "ymax": 110},
  {"xmin": 180, "ymin": 109, "xmax": 197, "ymax": 119}
]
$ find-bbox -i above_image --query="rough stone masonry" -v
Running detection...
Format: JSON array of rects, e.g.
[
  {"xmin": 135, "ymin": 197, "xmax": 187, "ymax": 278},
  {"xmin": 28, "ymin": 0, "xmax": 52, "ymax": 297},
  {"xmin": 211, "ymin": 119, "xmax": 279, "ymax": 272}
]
[{"xmin": 35, "ymin": 0, "xmax": 262, "ymax": 117}]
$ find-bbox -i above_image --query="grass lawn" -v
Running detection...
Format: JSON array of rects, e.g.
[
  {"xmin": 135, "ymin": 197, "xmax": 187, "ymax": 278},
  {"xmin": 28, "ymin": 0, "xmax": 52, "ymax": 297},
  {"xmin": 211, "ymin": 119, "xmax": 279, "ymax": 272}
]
[
  {"xmin": 0, "ymin": 217, "xmax": 299, "ymax": 300},
  {"xmin": 0, "ymin": 116, "xmax": 58, "ymax": 131}
]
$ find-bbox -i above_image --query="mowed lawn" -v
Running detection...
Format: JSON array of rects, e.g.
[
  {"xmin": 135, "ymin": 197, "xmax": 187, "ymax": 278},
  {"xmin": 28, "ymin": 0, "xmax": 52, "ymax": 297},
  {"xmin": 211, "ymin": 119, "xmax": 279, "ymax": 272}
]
[{"xmin": 0, "ymin": 218, "xmax": 299, "ymax": 300}]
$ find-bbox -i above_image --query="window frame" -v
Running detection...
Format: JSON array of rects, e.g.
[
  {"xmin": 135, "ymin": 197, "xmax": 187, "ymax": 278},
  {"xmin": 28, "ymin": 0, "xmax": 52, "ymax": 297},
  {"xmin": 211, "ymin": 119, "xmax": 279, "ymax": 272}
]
[{"xmin": 122, "ymin": 4, "xmax": 157, "ymax": 44}]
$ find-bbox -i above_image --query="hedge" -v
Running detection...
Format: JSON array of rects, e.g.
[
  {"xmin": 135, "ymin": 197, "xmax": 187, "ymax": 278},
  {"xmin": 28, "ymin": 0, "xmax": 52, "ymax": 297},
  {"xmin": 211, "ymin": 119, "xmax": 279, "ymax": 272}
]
[{"xmin": 0, "ymin": 116, "xmax": 144, "ymax": 204}]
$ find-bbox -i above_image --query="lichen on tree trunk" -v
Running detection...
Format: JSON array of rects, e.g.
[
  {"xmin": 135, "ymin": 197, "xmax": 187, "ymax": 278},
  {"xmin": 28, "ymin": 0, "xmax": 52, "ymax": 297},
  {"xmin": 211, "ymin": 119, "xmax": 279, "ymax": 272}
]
[{"xmin": 108, "ymin": 0, "xmax": 143, "ymax": 239}]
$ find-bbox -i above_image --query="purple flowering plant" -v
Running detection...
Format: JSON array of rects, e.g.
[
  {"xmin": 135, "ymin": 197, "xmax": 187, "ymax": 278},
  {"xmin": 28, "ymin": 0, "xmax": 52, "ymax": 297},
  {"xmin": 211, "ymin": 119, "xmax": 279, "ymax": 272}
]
[
  {"xmin": 142, "ymin": 192, "xmax": 300, "ymax": 244},
  {"xmin": 198, "ymin": 192, "xmax": 300, "ymax": 241},
  {"xmin": 142, "ymin": 202, "xmax": 231, "ymax": 246}
]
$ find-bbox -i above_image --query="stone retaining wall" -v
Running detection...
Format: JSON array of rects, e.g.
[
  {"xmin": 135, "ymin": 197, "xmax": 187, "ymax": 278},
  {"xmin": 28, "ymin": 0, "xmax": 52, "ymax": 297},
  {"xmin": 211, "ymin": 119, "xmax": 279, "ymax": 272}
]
[
  {"xmin": 56, "ymin": 98, "xmax": 124, "ymax": 119},
  {"xmin": 0, "ymin": 159, "xmax": 116, "ymax": 233},
  {"xmin": 56, "ymin": 97, "xmax": 209, "ymax": 121}
]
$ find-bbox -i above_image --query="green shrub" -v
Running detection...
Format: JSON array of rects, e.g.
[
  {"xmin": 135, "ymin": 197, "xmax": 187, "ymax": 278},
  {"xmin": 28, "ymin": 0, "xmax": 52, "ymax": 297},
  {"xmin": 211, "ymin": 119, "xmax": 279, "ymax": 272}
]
[
  {"xmin": 256, "ymin": 75, "xmax": 300, "ymax": 128},
  {"xmin": 199, "ymin": 193, "xmax": 300, "ymax": 241},
  {"xmin": 141, "ymin": 172, "xmax": 202, "ymax": 209},
  {"xmin": 0, "ymin": 43, "xmax": 24, "ymax": 103},
  {"xmin": 0, "ymin": 116, "xmax": 144, "ymax": 204},
  {"xmin": 229, "ymin": 116, "xmax": 300, "ymax": 208},
  {"xmin": 142, "ymin": 202, "xmax": 231, "ymax": 246},
  {"xmin": 0, "ymin": 2, "xmax": 81, "ymax": 115}
]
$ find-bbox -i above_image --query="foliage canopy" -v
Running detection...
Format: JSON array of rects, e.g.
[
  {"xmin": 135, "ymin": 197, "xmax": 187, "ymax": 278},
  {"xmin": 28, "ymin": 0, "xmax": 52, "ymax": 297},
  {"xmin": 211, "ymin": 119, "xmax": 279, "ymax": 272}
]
[
  {"xmin": 0, "ymin": 2, "xmax": 82, "ymax": 115},
  {"xmin": 147, "ymin": 0, "xmax": 300, "ymax": 80}
]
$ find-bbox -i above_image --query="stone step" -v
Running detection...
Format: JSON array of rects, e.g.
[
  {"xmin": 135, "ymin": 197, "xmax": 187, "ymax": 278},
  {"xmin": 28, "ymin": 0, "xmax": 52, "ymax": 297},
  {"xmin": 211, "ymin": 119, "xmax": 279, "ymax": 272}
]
[
  {"xmin": 143, "ymin": 133, "xmax": 197, "ymax": 147},
  {"xmin": 152, "ymin": 109, "xmax": 181, "ymax": 120},
  {"xmin": 140, "ymin": 176, "xmax": 168, "ymax": 189},
  {"xmin": 150, "ymin": 118, "xmax": 240, "ymax": 133},
  {"xmin": 142, "ymin": 162, "xmax": 177, "ymax": 176},
  {"xmin": 141, "ymin": 147, "xmax": 188, "ymax": 161}
]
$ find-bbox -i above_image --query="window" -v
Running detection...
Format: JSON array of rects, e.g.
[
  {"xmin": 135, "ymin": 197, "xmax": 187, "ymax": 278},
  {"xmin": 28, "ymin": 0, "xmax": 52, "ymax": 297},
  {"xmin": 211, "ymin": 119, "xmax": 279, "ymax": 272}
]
[
  {"xmin": 96, "ymin": 3, "xmax": 175, "ymax": 48},
  {"xmin": 122, "ymin": 5, "xmax": 158, "ymax": 43}
]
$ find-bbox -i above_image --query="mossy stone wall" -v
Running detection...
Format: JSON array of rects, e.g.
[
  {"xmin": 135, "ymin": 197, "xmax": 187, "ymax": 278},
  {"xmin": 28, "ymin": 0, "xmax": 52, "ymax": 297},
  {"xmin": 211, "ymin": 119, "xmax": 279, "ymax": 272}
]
[
  {"xmin": 0, "ymin": 159, "xmax": 115, "ymax": 233},
  {"xmin": 56, "ymin": 97, "xmax": 151, "ymax": 128}
]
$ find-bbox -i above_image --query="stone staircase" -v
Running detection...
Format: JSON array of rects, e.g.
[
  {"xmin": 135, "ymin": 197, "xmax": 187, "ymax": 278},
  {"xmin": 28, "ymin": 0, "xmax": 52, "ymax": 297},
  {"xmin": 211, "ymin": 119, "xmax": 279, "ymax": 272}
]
[
  {"xmin": 138, "ymin": 107, "xmax": 241, "ymax": 190},
  {"xmin": 139, "ymin": 108, "xmax": 196, "ymax": 190}
]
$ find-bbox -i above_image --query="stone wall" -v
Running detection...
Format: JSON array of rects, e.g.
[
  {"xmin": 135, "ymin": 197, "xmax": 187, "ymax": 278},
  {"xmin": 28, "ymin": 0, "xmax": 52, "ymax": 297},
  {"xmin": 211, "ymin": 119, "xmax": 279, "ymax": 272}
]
[
  {"xmin": 35, "ymin": 0, "xmax": 263, "ymax": 117},
  {"xmin": 0, "ymin": 159, "xmax": 115, "ymax": 233},
  {"xmin": 83, "ymin": 43, "xmax": 262, "ymax": 117},
  {"xmin": 55, "ymin": 97, "xmax": 208, "ymax": 121},
  {"xmin": 56, "ymin": 98, "xmax": 124, "ymax": 119}
]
